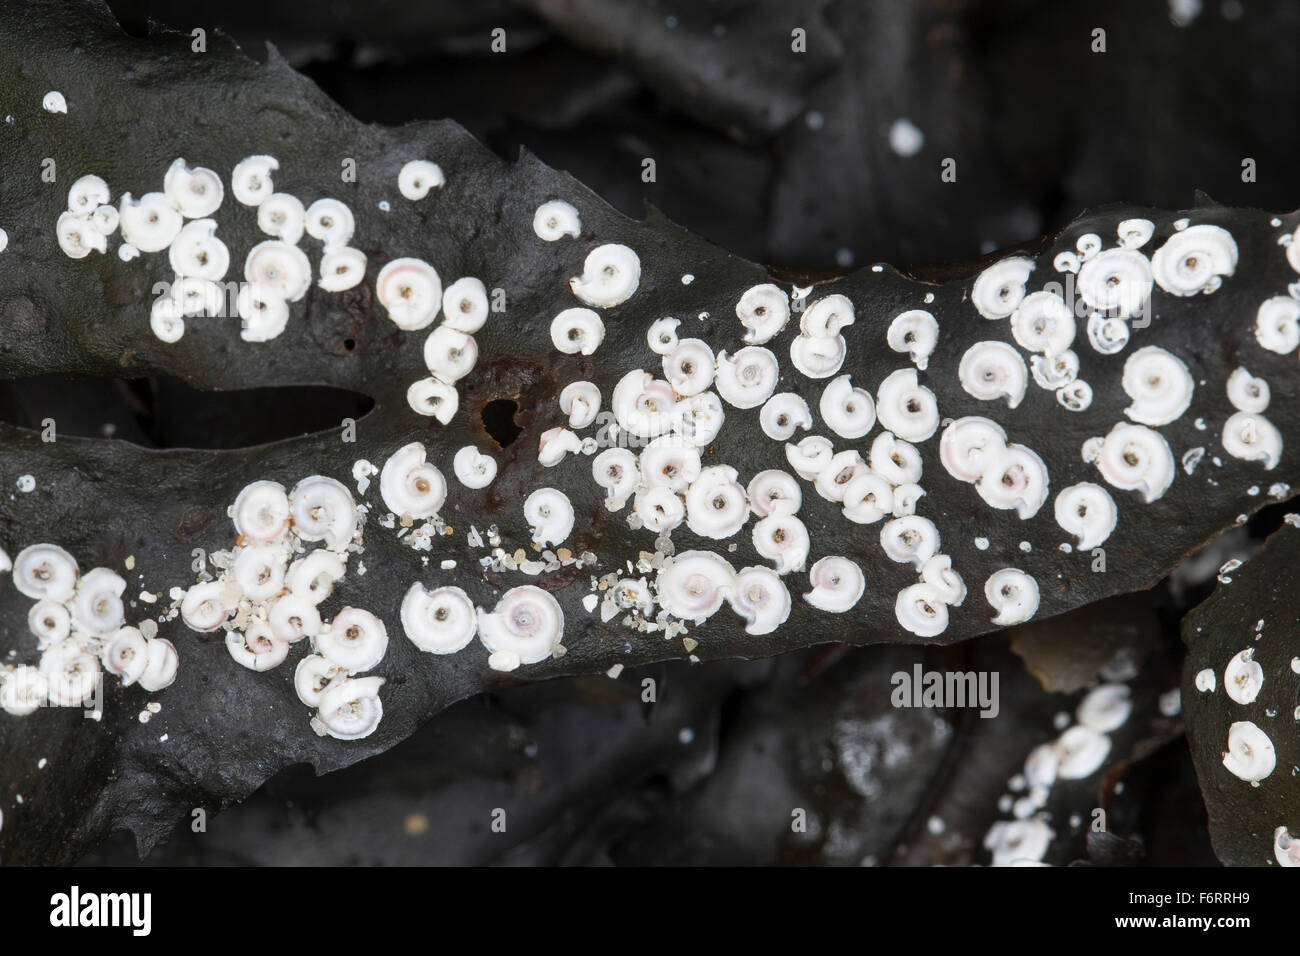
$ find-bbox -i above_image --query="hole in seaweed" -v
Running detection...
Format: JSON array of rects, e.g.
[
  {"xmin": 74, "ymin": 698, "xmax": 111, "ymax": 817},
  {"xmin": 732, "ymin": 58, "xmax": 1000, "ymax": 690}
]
[{"xmin": 482, "ymin": 398, "xmax": 522, "ymax": 448}]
